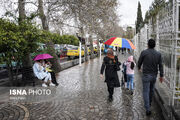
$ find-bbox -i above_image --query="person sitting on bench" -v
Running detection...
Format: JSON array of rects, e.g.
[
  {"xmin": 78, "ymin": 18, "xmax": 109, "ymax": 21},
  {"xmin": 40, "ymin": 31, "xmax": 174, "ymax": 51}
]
[
  {"xmin": 44, "ymin": 60, "xmax": 59, "ymax": 86},
  {"xmin": 33, "ymin": 60, "xmax": 55, "ymax": 87}
]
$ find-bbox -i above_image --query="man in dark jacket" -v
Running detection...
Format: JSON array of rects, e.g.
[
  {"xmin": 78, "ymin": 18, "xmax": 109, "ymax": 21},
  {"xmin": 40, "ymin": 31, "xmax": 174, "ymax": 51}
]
[{"xmin": 138, "ymin": 39, "xmax": 164, "ymax": 116}]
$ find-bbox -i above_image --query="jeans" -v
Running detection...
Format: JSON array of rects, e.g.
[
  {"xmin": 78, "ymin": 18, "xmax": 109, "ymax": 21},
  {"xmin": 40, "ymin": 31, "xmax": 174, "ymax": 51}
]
[
  {"xmin": 127, "ymin": 74, "xmax": 134, "ymax": 90},
  {"xmin": 142, "ymin": 74, "xmax": 157, "ymax": 111}
]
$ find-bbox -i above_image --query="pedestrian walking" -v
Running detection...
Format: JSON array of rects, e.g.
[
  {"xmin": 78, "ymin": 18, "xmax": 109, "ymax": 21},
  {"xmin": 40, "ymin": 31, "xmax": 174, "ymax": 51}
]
[
  {"xmin": 124, "ymin": 56, "xmax": 136, "ymax": 95},
  {"xmin": 138, "ymin": 39, "xmax": 164, "ymax": 116},
  {"xmin": 122, "ymin": 48, "xmax": 124, "ymax": 54},
  {"xmin": 100, "ymin": 48, "xmax": 121, "ymax": 102},
  {"xmin": 121, "ymin": 61, "xmax": 127, "ymax": 88},
  {"xmin": 118, "ymin": 47, "xmax": 121, "ymax": 53}
]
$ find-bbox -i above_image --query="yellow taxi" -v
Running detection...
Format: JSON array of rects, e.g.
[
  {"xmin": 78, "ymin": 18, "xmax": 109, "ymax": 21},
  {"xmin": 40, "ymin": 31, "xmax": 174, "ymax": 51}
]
[
  {"xmin": 67, "ymin": 46, "xmax": 84, "ymax": 59},
  {"xmin": 93, "ymin": 47, "xmax": 104, "ymax": 54}
]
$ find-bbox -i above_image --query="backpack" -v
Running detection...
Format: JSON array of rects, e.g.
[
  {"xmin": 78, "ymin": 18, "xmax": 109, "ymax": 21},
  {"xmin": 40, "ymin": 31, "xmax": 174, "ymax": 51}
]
[{"xmin": 130, "ymin": 62, "xmax": 135, "ymax": 70}]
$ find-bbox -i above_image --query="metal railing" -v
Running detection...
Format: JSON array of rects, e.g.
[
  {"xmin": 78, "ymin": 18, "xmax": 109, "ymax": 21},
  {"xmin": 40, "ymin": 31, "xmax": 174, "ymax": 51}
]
[{"xmin": 132, "ymin": 0, "xmax": 180, "ymax": 119}]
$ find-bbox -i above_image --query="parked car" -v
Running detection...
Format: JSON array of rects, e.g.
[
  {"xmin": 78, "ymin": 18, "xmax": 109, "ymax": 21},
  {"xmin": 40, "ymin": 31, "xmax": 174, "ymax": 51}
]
[
  {"xmin": 67, "ymin": 46, "xmax": 85, "ymax": 59},
  {"xmin": 83, "ymin": 47, "xmax": 91, "ymax": 55},
  {"xmin": 54, "ymin": 44, "xmax": 63, "ymax": 57},
  {"xmin": 93, "ymin": 47, "xmax": 104, "ymax": 54}
]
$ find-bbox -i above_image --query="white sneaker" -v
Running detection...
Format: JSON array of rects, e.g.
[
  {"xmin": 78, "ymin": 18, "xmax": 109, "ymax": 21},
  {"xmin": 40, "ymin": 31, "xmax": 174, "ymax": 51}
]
[
  {"xmin": 125, "ymin": 82, "xmax": 127, "ymax": 88},
  {"xmin": 49, "ymin": 83, "xmax": 55, "ymax": 87},
  {"xmin": 42, "ymin": 83, "xmax": 47, "ymax": 87}
]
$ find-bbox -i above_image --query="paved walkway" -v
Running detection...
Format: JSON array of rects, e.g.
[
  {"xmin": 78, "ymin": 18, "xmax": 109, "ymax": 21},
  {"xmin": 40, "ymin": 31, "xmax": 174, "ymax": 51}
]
[{"xmin": 0, "ymin": 54, "xmax": 164, "ymax": 120}]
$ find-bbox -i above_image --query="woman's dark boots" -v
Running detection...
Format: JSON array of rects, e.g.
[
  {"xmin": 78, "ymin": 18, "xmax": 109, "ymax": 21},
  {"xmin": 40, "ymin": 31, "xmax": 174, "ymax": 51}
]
[{"xmin": 108, "ymin": 95, "xmax": 113, "ymax": 102}]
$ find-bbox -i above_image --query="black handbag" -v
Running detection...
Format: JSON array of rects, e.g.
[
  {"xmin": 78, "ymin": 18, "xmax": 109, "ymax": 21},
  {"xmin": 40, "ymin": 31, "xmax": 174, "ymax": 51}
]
[{"xmin": 114, "ymin": 56, "xmax": 121, "ymax": 71}]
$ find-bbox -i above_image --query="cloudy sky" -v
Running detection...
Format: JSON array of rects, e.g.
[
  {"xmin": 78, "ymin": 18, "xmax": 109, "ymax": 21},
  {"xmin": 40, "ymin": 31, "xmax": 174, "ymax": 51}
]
[
  {"xmin": 0, "ymin": 0, "xmax": 154, "ymax": 28},
  {"xmin": 118, "ymin": 0, "xmax": 154, "ymax": 27}
]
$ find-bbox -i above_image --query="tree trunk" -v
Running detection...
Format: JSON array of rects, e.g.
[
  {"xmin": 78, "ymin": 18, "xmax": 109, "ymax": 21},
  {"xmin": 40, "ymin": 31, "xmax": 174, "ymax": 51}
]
[
  {"xmin": 22, "ymin": 53, "xmax": 32, "ymax": 67},
  {"xmin": 80, "ymin": 27, "xmax": 88, "ymax": 61},
  {"xmin": 18, "ymin": 0, "xmax": 25, "ymax": 22},
  {"xmin": 18, "ymin": 0, "xmax": 32, "ymax": 67},
  {"xmin": 46, "ymin": 42, "xmax": 61, "ymax": 73},
  {"xmin": 38, "ymin": 0, "xmax": 61, "ymax": 72},
  {"xmin": 38, "ymin": 0, "xmax": 49, "ymax": 31},
  {"xmin": 84, "ymin": 44, "xmax": 88, "ymax": 61},
  {"xmin": 7, "ymin": 64, "xmax": 13, "ymax": 86},
  {"xmin": 97, "ymin": 37, "xmax": 100, "ymax": 56},
  {"xmin": 89, "ymin": 34, "xmax": 94, "ymax": 59}
]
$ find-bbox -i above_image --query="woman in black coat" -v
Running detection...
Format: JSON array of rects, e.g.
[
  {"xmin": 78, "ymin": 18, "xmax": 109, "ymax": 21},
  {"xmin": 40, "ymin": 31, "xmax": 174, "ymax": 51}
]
[{"xmin": 100, "ymin": 49, "xmax": 121, "ymax": 102}]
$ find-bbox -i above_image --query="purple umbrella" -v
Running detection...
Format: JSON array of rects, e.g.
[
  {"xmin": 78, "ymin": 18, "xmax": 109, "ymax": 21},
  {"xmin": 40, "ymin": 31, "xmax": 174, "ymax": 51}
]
[{"xmin": 33, "ymin": 54, "xmax": 53, "ymax": 61}]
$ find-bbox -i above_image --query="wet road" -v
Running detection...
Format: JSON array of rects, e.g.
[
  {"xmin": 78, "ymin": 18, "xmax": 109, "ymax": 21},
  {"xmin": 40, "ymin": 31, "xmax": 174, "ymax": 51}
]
[{"xmin": 0, "ymin": 54, "xmax": 164, "ymax": 120}]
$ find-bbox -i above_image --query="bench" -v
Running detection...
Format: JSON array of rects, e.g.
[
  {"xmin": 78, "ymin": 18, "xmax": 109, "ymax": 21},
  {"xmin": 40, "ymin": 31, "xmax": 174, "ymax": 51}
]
[{"xmin": 21, "ymin": 67, "xmax": 42, "ymax": 86}]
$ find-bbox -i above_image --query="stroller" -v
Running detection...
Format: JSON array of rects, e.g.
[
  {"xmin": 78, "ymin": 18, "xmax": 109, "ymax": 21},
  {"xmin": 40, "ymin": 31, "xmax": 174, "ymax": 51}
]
[{"xmin": 121, "ymin": 62, "xmax": 127, "ymax": 87}]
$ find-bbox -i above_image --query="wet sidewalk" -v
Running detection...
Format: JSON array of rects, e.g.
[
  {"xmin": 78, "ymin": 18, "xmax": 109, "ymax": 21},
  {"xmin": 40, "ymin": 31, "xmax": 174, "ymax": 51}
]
[{"xmin": 0, "ymin": 54, "xmax": 164, "ymax": 120}]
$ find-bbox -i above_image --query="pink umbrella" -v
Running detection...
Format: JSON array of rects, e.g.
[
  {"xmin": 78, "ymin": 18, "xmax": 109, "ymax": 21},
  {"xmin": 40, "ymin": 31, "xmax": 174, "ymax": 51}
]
[{"xmin": 33, "ymin": 54, "xmax": 53, "ymax": 61}]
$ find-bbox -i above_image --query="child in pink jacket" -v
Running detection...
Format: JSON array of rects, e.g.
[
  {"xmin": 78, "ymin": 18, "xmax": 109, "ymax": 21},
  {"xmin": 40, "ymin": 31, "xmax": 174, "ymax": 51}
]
[{"xmin": 125, "ymin": 56, "xmax": 136, "ymax": 94}]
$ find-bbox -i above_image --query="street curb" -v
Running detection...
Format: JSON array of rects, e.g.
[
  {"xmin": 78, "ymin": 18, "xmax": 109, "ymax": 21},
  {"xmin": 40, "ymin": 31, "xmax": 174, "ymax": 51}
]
[
  {"xmin": 60, "ymin": 57, "xmax": 86, "ymax": 71},
  {"xmin": 154, "ymin": 88, "xmax": 171, "ymax": 120},
  {"xmin": 0, "ymin": 78, "xmax": 9, "ymax": 86},
  {"xmin": 154, "ymin": 88, "xmax": 180, "ymax": 120},
  {"xmin": 60, "ymin": 55, "xmax": 98, "ymax": 71}
]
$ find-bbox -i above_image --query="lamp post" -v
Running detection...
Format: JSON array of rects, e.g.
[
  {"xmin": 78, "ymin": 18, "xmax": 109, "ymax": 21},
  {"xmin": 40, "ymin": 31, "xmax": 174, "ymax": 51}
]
[
  {"xmin": 76, "ymin": 33, "xmax": 82, "ymax": 66},
  {"xmin": 79, "ymin": 40, "xmax": 81, "ymax": 66},
  {"xmin": 99, "ymin": 40, "xmax": 104, "ymax": 59}
]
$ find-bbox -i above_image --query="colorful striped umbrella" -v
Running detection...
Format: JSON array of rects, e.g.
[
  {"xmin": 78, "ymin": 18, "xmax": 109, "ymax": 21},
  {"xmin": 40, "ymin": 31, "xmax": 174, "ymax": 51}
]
[{"xmin": 104, "ymin": 37, "xmax": 136, "ymax": 49}]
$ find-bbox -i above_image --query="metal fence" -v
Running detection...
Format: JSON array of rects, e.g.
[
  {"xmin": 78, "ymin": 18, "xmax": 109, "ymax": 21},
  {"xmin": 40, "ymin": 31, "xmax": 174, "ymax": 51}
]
[{"xmin": 132, "ymin": 0, "xmax": 180, "ymax": 115}]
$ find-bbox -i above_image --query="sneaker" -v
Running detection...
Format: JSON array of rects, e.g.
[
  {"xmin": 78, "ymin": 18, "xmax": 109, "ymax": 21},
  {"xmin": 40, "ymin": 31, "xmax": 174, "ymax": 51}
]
[
  {"xmin": 131, "ymin": 91, "xmax": 133, "ymax": 95},
  {"xmin": 146, "ymin": 111, "xmax": 151, "ymax": 116},
  {"xmin": 49, "ymin": 83, "xmax": 55, "ymax": 87},
  {"xmin": 42, "ymin": 83, "xmax": 47, "ymax": 87}
]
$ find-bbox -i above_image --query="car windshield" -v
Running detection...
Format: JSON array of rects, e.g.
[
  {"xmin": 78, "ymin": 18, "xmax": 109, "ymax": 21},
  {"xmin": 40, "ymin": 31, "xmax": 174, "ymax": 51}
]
[{"xmin": 70, "ymin": 46, "xmax": 78, "ymax": 50}]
